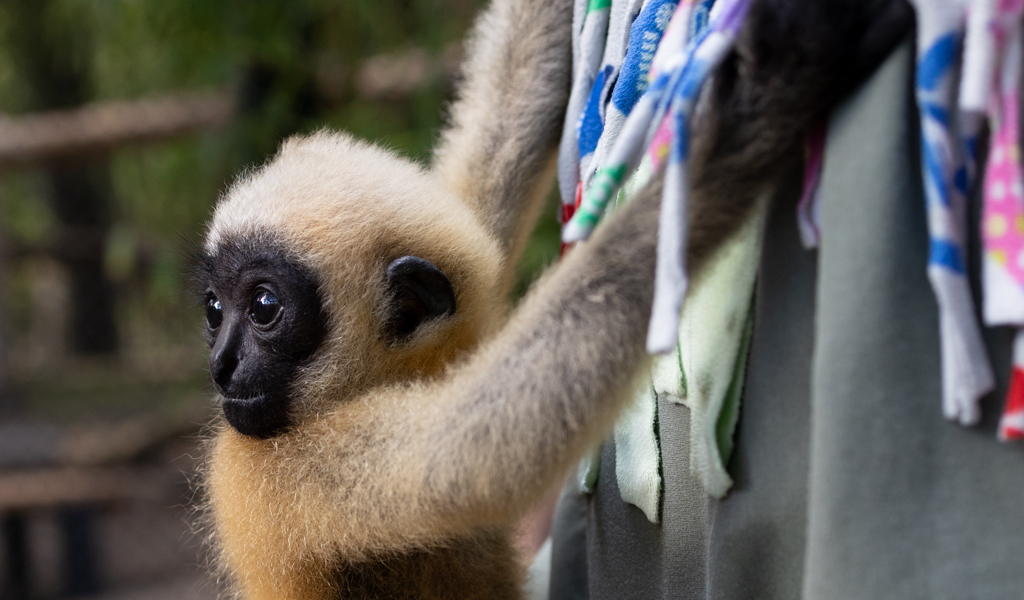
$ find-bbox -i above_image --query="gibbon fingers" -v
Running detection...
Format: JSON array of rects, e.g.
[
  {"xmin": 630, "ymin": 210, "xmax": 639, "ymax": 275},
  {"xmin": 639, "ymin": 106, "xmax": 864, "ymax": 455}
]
[{"xmin": 198, "ymin": 0, "xmax": 913, "ymax": 598}]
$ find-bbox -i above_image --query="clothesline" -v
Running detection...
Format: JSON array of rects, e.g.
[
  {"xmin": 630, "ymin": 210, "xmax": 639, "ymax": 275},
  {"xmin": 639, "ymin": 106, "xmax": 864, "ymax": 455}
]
[{"xmin": 556, "ymin": 0, "xmax": 1024, "ymax": 445}]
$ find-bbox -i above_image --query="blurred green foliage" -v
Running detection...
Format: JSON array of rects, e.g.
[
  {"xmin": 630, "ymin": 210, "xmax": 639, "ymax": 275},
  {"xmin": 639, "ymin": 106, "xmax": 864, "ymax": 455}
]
[{"xmin": 0, "ymin": 0, "xmax": 562, "ymax": 416}]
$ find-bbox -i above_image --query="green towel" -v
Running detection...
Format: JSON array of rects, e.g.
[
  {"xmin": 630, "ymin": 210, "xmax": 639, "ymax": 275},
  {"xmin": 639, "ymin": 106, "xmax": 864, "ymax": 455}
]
[
  {"xmin": 575, "ymin": 175, "xmax": 765, "ymax": 520},
  {"xmin": 663, "ymin": 197, "xmax": 766, "ymax": 498}
]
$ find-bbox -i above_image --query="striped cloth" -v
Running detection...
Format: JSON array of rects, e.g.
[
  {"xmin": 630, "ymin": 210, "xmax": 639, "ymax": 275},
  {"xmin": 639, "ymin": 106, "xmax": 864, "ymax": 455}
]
[
  {"xmin": 563, "ymin": 0, "xmax": 752, "ymax": 354},
  {"xmin": 558, "ymin": 0, "xmax": 612, "ymax": 212},
  {"xmin": 580, "ymin": 0, "xmax": 679, "ymax": 200},
  {"xmin": 911, "ymin": 0, "xmax": 995, "ymax": 426}
]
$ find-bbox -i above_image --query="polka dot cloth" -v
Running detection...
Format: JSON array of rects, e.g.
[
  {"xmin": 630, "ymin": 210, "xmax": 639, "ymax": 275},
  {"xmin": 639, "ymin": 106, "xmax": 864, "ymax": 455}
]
[{"xmin": 983, "ymin": 91, "xmax": 1024, "ymax": 291}]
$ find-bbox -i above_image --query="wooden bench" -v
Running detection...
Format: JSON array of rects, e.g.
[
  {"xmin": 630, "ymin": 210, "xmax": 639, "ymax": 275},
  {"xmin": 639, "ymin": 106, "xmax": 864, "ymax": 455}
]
[{"xmin": 0, "ymin": 414, "xmax": 202, "ymax": 599}]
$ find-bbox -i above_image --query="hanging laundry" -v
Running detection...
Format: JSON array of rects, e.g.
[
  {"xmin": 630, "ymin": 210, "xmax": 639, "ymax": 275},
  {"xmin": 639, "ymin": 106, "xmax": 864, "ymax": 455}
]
[
  {"xmin": 618, "ymin": 0, "xmax": 765, "ymax": 503},
  {"xmin": 577, "ymin": 0, "xmax": 648, "ymax": 187},
  {"xmin": 558, "ymin": 0, "xmax": 612, "ymax": 212},
  {"xmin": 579, "ymin": 0, "xmax": 679, "ymax": 198},
  {"xmin": 971, "ymin": 0, "xmax": 1024, "ymax": 439},
  {"xmin": 998, "ymin": 331, "xmax": 1024, "ymax": 439},
  {"xmin": 572, "ymin": 0, "xmax": 766, "ymax": 505},
  {"xmin": 797, "ymin": 121, "xmax": 827, "ymax": 249},
  {"xmin": 588, "ymin": 0, "xmax": 700, "ymax": 516},
  {"xmin": 648, "ymin": 0, "xmax": 752, "ymax": 353},
  {"xmin": 561, "ymin": 0, "xmax": 704, "ymax": 243},
  {"xmin": 959, "ymin": 0, "xmax": 998, "ymax": 187},
  {"xmin": 571, "ymin": 0, "xmax": 767, "ymax": 509},
  {"xmin": 662, "ymin": 197, "xmax": 766, "ymax": 498},
  {"xmin": 562, "ymin": 0, "xmax": 752, "ymax": 354},
  {"xmin": 910, "ymin": 0, "xmax": 995, "ymax": 426}
]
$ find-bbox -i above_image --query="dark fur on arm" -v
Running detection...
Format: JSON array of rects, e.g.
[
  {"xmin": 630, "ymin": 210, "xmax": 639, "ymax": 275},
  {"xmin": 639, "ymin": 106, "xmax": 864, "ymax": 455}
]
[
  {"xmin": 410, "ymin": 0, "xmax": 916, "ymax": 531},
  {"xmin": 432, "ymin": 0, "xmax": 573, "ymax": 290},
  {"xmin": 687, "ymin": 0, "xmax": 913, "ymax": 269},
  {"xmin": 363, "ymin": 0, "xmax": 917, "ymax": 538},
  {"xmin": 209, "ymin": 1, "xmax": 917, "ymax": 571}
]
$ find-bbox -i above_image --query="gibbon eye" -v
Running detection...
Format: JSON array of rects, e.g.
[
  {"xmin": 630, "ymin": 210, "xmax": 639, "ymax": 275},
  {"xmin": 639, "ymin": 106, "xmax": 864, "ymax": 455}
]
[
  {"xmin": 251, "ymin": 289, "xmax": 281, "ymax": 326},
  {"xmin": 206, "ymin": 297, "xmax": 223, "ymax": 329}
]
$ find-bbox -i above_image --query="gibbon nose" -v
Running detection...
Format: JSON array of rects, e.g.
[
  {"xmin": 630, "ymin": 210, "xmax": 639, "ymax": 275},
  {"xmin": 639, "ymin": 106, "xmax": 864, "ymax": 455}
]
[
  {"xmin": 212, "ymin": 352, "xmax": 238, "ymax": 392},
  {"xmin": 210, "ymin": 327, "xmax": 241, "ymax": 394}
]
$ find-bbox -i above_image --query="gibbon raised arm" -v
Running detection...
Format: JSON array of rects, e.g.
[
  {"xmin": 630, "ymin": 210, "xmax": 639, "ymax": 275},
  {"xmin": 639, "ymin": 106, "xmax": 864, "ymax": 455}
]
[
  {"xmin": 199, "ymin": 0, "xmax": 913, "ymax": 598},
  {"xmin": 432, "ymin": 0, "xmax": 571, "ymax": 294}
]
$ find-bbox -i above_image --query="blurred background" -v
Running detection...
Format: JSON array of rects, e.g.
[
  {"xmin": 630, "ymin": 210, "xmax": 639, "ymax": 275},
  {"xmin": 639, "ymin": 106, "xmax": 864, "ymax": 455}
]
[{"xmin": 0, "ymin": 0, "xmax": 561, "ymax": 597}]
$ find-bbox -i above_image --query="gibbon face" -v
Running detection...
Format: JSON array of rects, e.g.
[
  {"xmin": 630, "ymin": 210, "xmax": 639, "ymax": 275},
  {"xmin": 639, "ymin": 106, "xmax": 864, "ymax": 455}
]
[
  {"xmin": 200, "ymin": 239, "xmax": 327, "ymax": 438},
  {"xmin": 199, "ymin": 131, "xmax": 503, "ymax": 439}
]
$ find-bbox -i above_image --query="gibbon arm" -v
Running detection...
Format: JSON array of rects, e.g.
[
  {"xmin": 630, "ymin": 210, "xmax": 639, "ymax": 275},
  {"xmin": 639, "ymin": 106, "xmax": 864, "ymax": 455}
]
[
  {"xmin": 305, "ymin": 176, "xmax": 666, "ymax": 557},
  {"xmin": 320, "ymin": 0, "xmax": 916, "ymax": 554},
  {"xmin": 686, "ymin": 0, "xmax": 913, "ymax": 269},
  {"xmin": 207, "ymin": 0, "xmax": 916, "ymax": 575},
  {"xmin": 432, "ymin": 0, "xmax": 572, "ymax": 291}
]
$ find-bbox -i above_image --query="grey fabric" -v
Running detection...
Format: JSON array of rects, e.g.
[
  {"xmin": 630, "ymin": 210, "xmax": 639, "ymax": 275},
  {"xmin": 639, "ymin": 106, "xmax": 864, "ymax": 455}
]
[
  {"xmin": 549, "ymin": 483, "xmax": 590, "ymax": 600},
  {"xmin": 562, "ymin": 393, "xmax": 713, "ymax": 600},
  {"xmin": 550, "ymin": 167, "xmax": 812, "ymax": 600},
  {"xmin": 705, "ymin": 171, "xmax": 815, "ymax": 600},
  {"xmin": 548, "ymin": 35, "xmax": 1021, "ymax": 600},
  {"xmin": 586, "ymin": 440, "xmax": 666, "ymax": 600},
  {"xmin": 659, "ymin": 394, "xmax": 714, "ymax": 598},
  {"xmin": 804, "ymin": 39, "xmax": 1022, "ymax": 600}
]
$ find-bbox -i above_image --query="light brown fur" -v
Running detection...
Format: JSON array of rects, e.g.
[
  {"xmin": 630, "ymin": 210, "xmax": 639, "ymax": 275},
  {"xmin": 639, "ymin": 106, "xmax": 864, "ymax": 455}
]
[
  {"xmin": 205, "ymin": 167, "xmax": 663, "ymax": 598},
  {"xmin": 204, "ymin": 0, "xmax": 585, "ymax": 596},
  {"xmin": 202, "ymin": 0, "xmax": 914, "ymax": 597}
]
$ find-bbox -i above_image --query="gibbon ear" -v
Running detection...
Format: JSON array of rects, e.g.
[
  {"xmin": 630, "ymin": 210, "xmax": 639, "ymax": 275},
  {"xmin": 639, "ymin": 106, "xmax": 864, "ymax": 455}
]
[{"xmin": 383, "ymin": 256, "xmax": 457, "ymax": 341}]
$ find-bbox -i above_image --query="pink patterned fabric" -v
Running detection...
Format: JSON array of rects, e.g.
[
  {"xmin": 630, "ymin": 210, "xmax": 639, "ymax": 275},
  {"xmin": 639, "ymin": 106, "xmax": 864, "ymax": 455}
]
[
  {"xmin": 980, "ymin": 0, "xmax": 1024, "ymax": 439},
  {"xmin": 983, "ymin": 91, "xmax": 1024, "ymax": 290}
]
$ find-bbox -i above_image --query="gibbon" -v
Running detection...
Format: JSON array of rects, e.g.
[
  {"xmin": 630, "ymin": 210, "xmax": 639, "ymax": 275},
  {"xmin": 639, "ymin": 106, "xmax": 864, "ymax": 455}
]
[{"xmin": 196, "ymin": 0, "xmax": 912, "ymax": 598}]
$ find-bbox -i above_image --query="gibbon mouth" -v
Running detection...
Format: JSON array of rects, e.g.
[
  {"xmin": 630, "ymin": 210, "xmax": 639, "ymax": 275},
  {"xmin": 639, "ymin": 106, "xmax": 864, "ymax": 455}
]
[
  {"xmin": 220, "ymin": 393, "xmax": 266, "ymax": 404},
  {"xmin": 220, "ymin": 393, "xmax": 292, "ymax": 439}
]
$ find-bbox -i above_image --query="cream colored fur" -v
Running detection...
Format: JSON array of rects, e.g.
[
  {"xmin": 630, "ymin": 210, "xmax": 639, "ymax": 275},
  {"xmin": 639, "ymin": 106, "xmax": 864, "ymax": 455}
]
[
  {"xmin": 203, "ymin": 0, "xmax": 590, "ymax": 596},
  {"xmin": 200, "ymin": 0, "xmax": 915, "ymax": 596},
  {"xmin": 205, "ymin": 163, "xmax": 665, "ymax": 597}
]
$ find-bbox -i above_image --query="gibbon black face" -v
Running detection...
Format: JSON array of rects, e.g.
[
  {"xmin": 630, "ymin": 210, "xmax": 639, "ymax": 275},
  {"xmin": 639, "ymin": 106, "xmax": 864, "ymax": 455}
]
[{"xmin": 199, "ymin": 239, "xmax": 327, "ymax": 439}]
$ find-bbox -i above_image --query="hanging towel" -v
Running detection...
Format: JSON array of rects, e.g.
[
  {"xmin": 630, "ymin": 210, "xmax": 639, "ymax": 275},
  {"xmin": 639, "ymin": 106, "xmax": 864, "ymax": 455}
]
[
  {"xmin": 558, "ymin": 0, "xmax": 612, "ymax": 209},
  {"xmin": 613, "ymin": 384, "xmax": 662, "ymax": 522},
  {"xmin": 973, "ymin": 0, "xmax": 1024, "ymax": 438},
  {"xmin": 658, "ymin": 196, "xmax": 767, "ymax": 498},
  {"xmin": 998, "ymin": 331, "xmax": 1024, "ymax": 439},
  {"xmin": 910, "ymin": 0, "xmax": 996, "ymax": 425},
  {"xmin": 581, "ymin": 0, "xmax": 679, "ymax": 196}
]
